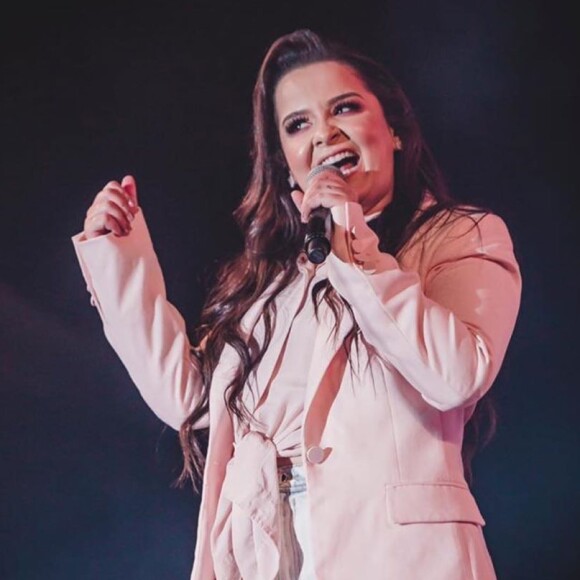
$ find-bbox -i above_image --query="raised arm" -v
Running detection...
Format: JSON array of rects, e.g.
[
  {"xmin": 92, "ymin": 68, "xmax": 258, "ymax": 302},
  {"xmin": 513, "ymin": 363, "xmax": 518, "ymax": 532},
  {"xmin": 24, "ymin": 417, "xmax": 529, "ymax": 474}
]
[
  {"xmin": 72, "ymin": 176, "xmax": 207, "ymax": 430},
  {"xmin": 327, "ymin": 202, "xmax": 522, "ymax": 411}
]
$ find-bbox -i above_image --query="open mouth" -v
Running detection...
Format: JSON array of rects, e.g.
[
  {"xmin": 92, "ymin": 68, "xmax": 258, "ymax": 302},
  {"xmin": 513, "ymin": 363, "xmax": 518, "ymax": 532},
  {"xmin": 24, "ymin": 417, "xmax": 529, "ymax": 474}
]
[{"xmin": 319, "ymin": 150, "xmax": 360, "ymax": 177}]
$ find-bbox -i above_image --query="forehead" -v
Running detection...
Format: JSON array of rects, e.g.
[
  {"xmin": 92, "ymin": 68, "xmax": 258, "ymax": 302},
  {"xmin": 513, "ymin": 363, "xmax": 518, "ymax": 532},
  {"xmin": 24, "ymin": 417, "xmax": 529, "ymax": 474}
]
[{"xmin": 274, "ymin": 61, "xmax": 371, "ymax": 118}]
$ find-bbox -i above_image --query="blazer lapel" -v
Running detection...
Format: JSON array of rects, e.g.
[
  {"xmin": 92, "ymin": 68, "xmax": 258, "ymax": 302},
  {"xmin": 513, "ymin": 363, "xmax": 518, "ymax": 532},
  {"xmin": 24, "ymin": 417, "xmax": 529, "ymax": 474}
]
[{"xmin": 303, "ymin": 298, "xmax": 354, "ymax": 442}]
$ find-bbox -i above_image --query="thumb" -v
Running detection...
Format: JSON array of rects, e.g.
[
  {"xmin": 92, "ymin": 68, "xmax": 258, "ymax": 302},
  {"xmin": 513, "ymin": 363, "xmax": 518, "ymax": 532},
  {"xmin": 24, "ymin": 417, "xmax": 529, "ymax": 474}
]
[{"xmin": 121, "ymin": 174, "xmax": 138, "ymax": 206}]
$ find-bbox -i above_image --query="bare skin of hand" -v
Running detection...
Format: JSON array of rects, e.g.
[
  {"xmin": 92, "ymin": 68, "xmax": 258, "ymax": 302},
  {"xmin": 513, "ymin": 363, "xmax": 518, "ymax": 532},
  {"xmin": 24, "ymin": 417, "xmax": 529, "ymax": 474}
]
[
  {"xmin": 83, "ymin": 175, "xmax": 140, "ymax": 239},
  {"xmin": 290, "ymin": 169, "xmax": 357, "ymax": 224},
  {"xmin": 290, "ymin": 170, "xmax": 357, "ymax": 263}
]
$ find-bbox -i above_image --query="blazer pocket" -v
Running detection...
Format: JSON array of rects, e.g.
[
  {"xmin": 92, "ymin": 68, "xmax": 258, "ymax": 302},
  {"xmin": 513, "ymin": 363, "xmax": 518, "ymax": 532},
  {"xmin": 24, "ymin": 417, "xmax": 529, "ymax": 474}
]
[{"xmin": 386, "ymin": 482, "xmax": 486, "ymax": 526}]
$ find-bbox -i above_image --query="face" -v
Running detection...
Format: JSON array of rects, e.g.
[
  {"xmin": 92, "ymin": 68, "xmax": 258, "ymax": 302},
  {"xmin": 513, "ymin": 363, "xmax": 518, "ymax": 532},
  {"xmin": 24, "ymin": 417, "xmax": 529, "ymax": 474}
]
[{"xmin": 274, "ymin": 61, "xmax": 398, "ymax": 215}]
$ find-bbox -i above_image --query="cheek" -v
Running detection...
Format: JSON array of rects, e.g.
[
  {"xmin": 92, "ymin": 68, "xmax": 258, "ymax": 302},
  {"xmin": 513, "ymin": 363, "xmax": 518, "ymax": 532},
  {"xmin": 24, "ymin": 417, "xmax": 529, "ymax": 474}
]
[
  {"xmin": 283, "ymin": 140, "xmax": 310, "ymax": 173},
  {"xmin": 362, "ymin": 121, "xmax": 389, "ymax": 146},
  {"xmin": 363, "ymin": 124, "xmax": 394, "ymax": 161},
  {"xmin": 279, "ymin": 142, "xmax": 296, "ymax": 172}
]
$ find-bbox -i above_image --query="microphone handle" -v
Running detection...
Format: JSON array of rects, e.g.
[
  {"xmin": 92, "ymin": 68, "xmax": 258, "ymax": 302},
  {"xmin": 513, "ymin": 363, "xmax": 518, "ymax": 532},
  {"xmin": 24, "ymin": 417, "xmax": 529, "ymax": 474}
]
[
  {"xmin": 303, "ymin": 164, "xmax": 343, "ymax": 264},
  {"xmin": 305, "ymin": 207, "xmax": 330, "ymax": 265}
]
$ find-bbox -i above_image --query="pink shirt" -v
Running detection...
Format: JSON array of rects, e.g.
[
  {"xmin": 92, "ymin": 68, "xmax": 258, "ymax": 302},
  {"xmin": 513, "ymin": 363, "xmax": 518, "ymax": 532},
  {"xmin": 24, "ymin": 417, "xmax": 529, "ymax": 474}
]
[{"xmin": 249, "ymin": 255, "xmax": 326, "ymax": 460}]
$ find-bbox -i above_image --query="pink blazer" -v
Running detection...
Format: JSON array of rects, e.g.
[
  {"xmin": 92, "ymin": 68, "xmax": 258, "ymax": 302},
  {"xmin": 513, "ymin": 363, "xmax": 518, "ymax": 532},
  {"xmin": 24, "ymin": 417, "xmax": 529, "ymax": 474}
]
[{"xmin": 72, "ymin": 201, "xmax": 521, "ymax": 580}]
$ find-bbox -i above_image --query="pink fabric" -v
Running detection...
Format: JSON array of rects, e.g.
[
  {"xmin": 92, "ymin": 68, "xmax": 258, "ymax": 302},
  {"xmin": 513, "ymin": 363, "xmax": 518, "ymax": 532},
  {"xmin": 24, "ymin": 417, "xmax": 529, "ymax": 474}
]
[
  {"xmin": 211, "ymin": 431, "xmax": 280, "ymax": 579},
  {"xmin": 72, "ymin": 198, "xmax": 521, "ymax": 579},
  {"xmin": 246, "ymin": 257, "xmax": 324, "ymax": 461}
]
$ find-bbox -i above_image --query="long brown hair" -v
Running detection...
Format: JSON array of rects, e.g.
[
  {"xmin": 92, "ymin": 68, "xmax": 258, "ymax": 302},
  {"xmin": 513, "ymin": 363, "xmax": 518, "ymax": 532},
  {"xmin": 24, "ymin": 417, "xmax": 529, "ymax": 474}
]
[{"xmin": 178, "ymin": 29, "xmax": 493, "ymax": 489}]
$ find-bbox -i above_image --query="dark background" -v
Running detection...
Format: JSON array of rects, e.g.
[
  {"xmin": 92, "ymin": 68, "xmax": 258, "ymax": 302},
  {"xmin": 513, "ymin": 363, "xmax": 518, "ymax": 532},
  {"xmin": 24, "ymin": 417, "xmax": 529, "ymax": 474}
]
[{"xmin": 1, "ymin": 1, "xmax": 578, "ymax": 578}]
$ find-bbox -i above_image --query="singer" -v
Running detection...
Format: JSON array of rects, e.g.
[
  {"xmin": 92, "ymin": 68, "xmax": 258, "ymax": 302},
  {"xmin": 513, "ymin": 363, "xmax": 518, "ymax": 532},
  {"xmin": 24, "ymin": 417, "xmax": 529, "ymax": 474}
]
[{"xmin": 72, "ymin": 29, "xmax": 521, "ymax": 579}]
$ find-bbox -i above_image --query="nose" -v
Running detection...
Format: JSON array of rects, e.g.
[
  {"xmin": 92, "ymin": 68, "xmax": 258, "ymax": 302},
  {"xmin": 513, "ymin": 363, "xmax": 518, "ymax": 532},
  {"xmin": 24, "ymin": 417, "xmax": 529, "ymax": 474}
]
[{"xmin": 313, "ymin": 120, "xmax": 342, "ymax": 147}]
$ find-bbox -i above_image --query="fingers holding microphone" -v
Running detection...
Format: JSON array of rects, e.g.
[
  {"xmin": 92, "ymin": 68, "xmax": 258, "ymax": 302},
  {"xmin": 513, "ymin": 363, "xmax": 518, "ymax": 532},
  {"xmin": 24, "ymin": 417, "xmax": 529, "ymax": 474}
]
[
  {"xmin": 83, "ymin": 175, "xmax": 140, "ymax": 239},
  {"xmin": 291, "ymin": 165, "xmax": 355, "ymax": 264},
  {"xmin": 290, "ymin": 164, "xmax": 354, "ymax": 223}
]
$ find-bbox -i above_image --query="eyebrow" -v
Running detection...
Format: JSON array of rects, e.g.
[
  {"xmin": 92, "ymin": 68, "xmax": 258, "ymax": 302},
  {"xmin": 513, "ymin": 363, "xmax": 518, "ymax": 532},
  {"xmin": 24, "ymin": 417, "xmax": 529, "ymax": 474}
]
[{"xmin": 280, "ymin": 91, "xmax": 363, "ymax": 126}]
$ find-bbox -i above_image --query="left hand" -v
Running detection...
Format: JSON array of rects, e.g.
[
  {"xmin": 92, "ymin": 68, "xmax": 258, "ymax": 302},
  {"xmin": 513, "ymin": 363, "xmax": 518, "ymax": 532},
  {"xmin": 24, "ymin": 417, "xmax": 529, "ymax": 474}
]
[{"xmin": 290, "ymin": 169, "xmax": 357, "ymax": 223}]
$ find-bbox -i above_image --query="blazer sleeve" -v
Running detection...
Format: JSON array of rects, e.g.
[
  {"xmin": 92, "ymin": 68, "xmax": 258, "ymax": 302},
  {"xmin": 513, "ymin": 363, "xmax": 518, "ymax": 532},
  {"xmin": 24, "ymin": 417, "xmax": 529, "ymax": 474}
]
[
  {"xmin": 327, "ymin": 202, "xmax": 522, "ymax": 411},
  {"xmin": 71, "ymin": 210, "xmax": 208, "ymax": 430}
]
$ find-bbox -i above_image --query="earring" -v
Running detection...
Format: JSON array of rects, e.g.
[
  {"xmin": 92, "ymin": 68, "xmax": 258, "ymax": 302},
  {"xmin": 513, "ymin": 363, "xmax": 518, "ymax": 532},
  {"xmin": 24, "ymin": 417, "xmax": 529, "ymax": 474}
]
[
  {"xmin": 288, "ymin": 173, "xmax": 297, "ymax": 188},
  {"xmin": 390, "ymin": 127, "xmax": 403, "ymax": 151}
]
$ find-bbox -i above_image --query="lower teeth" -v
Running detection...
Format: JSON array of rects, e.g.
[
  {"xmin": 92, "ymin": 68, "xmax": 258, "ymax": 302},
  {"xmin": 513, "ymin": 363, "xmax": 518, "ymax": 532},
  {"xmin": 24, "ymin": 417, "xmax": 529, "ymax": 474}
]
[{"xmin": 341, "ymin": 165, "xmax": 357, "ymax": 175}]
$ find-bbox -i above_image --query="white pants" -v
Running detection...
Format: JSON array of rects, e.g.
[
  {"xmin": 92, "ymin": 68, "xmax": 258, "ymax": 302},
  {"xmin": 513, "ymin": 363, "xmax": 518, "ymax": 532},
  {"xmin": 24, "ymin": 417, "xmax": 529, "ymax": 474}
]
[{"xmin": 277, "ymin": 464, "xmax": 316, "ymax": 580}]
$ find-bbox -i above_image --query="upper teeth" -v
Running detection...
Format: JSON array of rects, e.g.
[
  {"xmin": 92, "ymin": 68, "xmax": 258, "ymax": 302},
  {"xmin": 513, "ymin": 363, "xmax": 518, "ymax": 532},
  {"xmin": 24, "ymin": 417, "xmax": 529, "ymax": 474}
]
[{"xmin": 320, "ymin": 151, "xmax": 358, "ymax": 167}]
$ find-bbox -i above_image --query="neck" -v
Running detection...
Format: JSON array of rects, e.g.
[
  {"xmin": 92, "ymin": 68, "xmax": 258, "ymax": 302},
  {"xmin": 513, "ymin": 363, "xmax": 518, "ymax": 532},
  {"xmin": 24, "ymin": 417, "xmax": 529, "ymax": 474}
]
[{"xmin": 362, "ymin": 191, "xmax": 392, "ymax": 217}]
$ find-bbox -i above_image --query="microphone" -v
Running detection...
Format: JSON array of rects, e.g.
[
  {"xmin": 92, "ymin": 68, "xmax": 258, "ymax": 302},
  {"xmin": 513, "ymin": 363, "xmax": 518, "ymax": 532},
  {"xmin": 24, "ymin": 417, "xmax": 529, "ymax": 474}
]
[{"xmin": 304, "ymin": 164, "xmax": 343, "ymax": 264}]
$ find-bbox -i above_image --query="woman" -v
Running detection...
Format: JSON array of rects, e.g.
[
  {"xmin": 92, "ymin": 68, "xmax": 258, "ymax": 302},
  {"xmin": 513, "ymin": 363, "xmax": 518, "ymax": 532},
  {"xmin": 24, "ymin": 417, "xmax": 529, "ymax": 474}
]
[{"xmin": 73, "ymin": 29, "xmax": 521, "ymax": 580}]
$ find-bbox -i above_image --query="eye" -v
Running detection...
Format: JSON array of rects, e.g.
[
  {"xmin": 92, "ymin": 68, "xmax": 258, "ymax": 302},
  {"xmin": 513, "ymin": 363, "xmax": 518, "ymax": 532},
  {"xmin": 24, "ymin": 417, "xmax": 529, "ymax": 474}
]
[
  {"xmin": 284, "ymin": 115, "xmax": 309, "ymax": 135},
  {"xmin": 333, "ymin": 100, "xmax": 362, "ymax": 115}
]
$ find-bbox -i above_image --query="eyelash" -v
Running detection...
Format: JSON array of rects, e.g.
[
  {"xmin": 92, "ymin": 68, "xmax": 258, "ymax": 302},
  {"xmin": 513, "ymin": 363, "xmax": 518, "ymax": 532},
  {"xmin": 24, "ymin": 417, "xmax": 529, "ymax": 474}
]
[
  {"xmin": 332, "ymin": 100, "xmax": 361, "ymax": 115},
  {"xmin": 285, "ymin": 115, "xmax": 309, "ymax": 135},
  {"xmin": 284, "ymin": 100, "xmax": 362, "ymax": 135}
]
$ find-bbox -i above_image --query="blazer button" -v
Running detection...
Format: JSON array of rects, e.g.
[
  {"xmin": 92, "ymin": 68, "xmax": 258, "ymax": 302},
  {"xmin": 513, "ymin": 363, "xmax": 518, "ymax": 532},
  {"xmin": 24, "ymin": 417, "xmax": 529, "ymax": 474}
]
[{"xmin": 306, "ymin": 446, "xmax": 324, "ymax": 464}]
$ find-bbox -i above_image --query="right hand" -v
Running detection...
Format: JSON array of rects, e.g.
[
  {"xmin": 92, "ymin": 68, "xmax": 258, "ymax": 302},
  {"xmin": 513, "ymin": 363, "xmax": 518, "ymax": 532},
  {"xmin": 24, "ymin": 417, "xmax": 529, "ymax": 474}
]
[
  {"xmin": 83, "ymin": 175, "xmax": 140, "ymax": 239},
  {"xmin": 289, "ymin": 168, "xmax": 356, "ymax": 224}
]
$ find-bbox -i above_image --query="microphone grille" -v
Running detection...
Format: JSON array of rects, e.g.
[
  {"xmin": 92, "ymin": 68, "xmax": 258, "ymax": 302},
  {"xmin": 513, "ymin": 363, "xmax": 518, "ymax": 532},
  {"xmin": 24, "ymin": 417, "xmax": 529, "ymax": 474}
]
[{"xmin": 306, "ymin": 164, "xmax": 343, "ymax": 184}]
